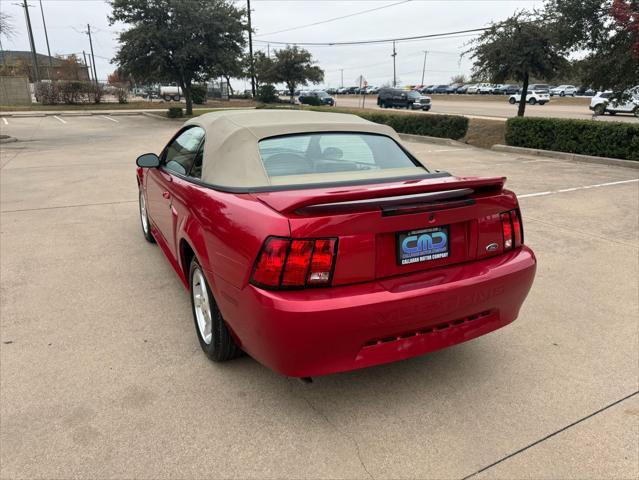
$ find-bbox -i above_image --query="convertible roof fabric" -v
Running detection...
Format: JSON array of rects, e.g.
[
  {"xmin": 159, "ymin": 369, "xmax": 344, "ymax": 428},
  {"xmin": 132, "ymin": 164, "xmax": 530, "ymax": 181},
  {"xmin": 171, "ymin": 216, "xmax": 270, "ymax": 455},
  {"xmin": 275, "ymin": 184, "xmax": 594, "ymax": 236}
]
[{"xmin": 184, "ymin": 109, "xmax": 425, "ymax": 188}]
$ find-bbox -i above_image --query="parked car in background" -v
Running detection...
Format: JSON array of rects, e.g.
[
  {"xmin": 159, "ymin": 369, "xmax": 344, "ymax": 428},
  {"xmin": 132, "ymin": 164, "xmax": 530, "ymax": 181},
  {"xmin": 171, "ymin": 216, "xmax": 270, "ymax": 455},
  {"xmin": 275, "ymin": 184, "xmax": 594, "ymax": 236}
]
[
  {"xmin": 377, "ymin": 87, "xmax": 410, "ymax": 108},
  {"xmin": 590, "ymin": 90, "xmax": 639, "ymax": 116},
  {"xmin": 550, "ymin": 85, "xmax": 577, "ymax": 97},
  {"xmin": 456, "ymin": 84, "xmax": 470, "ymax": 94},
  {"xmin": 408, "ymin": 91, "xmax": 432, "ymax": 110},
  {"xmin": 528, "ymin": 84, "xmax": 550, "ymax": 94},
  {"xmin": 365, "ymin": 85, "xmax": 380, "ymax": 94},
  {"xmin": 476, "ymin": 83, "xmax": 494, "ymax": 94},
  {"xmin": 446, "ymin": 83, "xmax": 461, "ymax": 94},
  {"xmin": 135, "ymin": 110, "xmax": 536, "ymax": 377},
  {"xmin": 490, "ymin": 84, "xmax": 504, "ymax": 94},
  {"xmin": 299, "ymin": 90, "xmax": 336, "ymax": 106},
  {"xmin": 492, "ymin": 84, "xmax": 518, "ymax": 95},
  {"xmin": 325, "ymin": 88, "xmax": 337, "ymax": 95},
  {"xmin": 509, "ymin": 88, "xmax": 550, "ymax": 105},
  {"xmin": 422, "ymin": 85, "xmax": 435, "ymax": 94},
  {"xmin": 576, "ymin": 86, "xmax": 596, "ymax": 96},
  {"xmin": 466, "ymin": 84, "xmax": 483, "ymax": 94},
  {"xmin": 432, "ymin": 84, "xmax": 449, "ymax": 94}
]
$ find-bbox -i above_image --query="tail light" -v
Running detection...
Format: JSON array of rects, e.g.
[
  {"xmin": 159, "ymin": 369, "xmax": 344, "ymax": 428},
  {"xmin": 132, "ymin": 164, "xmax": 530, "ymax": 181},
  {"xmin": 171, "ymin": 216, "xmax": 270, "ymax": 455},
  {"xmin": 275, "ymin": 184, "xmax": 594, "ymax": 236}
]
[
  {"xmin": 251, "ymin": 237, "xmax": 338, "ymax": 289},
  {"xmin": 501, "ymin": 209, "xmax": 524, "ymax": 251}
]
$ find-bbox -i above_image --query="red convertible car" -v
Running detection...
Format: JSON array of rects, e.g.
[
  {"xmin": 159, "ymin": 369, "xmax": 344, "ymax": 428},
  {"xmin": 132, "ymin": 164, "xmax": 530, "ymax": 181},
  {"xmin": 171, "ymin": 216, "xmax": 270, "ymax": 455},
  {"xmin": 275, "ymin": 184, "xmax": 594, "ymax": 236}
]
[{"xmin": 136, "ymin": 110, "xmax": 536, "ymax": 378}]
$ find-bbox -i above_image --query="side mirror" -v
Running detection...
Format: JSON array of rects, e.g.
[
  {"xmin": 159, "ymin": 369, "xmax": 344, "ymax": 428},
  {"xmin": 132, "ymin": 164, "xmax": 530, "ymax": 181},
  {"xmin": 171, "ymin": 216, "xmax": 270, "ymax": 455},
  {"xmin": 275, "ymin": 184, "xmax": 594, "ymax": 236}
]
[{"xmin": 136, "ymin": 153, "xmax": 159, "ymax": 168}]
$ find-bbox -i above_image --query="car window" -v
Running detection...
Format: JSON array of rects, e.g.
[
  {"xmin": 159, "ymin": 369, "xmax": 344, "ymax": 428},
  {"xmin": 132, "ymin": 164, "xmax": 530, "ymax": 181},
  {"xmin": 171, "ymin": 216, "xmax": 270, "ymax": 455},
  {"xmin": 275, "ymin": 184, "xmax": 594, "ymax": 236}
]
[
  {"xmin": 189, "ymin": 140, "xmax": 205, "ymax": 179},
  {"xmin": 163, "ymin": 127, "xmax": 205, "ymax": 176},
  {"xmin": 258, "ymin": 133, "xmax": 423, "ymax": 179}
]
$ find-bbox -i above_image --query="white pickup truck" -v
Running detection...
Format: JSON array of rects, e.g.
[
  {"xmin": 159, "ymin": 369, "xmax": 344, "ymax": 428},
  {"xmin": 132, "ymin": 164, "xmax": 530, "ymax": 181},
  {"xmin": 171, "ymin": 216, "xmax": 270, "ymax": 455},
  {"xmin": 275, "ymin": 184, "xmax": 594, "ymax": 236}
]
[{"xmin": 159, "ymin": 85, "xmax": 182, "ymax": 102}]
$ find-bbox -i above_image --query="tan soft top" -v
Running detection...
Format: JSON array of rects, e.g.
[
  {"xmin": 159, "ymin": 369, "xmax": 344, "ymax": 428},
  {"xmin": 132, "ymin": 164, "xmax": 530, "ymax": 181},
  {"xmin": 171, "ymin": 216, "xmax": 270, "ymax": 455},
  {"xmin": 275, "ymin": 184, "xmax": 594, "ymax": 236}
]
[{"xmin": 184, "ymin": 109, "xmax": 425, "ymax": 188}]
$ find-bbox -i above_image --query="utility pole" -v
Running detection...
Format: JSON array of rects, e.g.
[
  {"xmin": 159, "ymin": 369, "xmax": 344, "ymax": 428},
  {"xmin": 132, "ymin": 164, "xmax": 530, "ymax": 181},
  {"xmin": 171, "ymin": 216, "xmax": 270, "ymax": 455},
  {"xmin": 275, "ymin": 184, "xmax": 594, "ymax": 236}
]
[
  {"xmin": 39, "ymin": 0, "xmax": 53, "ymax": 80},
  {"xmin": 247, "ymin": 0, "xmax": 256, "ymax": 97},
  {"xmin": 82, "ymin": 50, "xmax": 92, "ymax": 82},
  {"xmin": 391, "ymin": 41, "xmax": 397, "ymax": 87},
  {"xmin": 86, "ymin": 24, "xmax": 98, "ymax": 84},
  {"xmin": 267, "ymin": 43, "xmax": 270, "ymax": 58},
  {"xmin": 340, "ymin": 69, "xmax": 344, "ymax": 88},
  {"xmin": 420, "ymin": 51, "xmax": 428, "ymax": 86},
  {"xmin": 20, "ymin": 0, "xmax": 40, "ymax": 83}
]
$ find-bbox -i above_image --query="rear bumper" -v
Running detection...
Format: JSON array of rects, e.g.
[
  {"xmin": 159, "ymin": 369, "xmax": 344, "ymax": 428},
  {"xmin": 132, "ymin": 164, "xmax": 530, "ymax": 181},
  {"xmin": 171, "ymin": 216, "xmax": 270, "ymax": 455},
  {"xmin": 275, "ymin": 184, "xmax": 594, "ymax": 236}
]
[{"xmin": 221, "ymin": 246, "xmax": 536, "ymax": 377}]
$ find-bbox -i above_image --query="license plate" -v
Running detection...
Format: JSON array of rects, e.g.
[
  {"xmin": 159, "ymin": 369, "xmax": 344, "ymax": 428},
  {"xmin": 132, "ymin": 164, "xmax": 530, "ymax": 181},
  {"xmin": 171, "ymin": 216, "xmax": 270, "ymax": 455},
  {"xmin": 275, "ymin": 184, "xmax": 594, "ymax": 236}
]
[{"xmin": 397, "ymin": 226, "xmax": 449, "ymax": 265}]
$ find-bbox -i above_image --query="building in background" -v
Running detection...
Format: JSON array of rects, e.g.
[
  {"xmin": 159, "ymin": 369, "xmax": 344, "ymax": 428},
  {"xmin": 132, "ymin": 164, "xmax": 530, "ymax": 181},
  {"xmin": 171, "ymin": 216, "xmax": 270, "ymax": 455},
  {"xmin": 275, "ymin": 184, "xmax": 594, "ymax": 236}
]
[{"xmin": 0, "ymin": 50, "xmax": 90, "ymax": 82}]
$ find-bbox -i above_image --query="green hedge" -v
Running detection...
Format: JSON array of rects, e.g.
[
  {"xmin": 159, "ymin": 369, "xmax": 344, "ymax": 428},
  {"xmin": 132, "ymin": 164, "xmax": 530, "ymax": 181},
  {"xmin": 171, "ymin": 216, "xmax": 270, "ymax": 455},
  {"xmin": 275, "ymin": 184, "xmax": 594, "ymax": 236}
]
[
  {"xmin": 273, "ymin": 106, "xmax": 469, "ymax": 140},
  {"xmin": 505, "ymin": 117, "xmax": 639, "ymax": 161}
]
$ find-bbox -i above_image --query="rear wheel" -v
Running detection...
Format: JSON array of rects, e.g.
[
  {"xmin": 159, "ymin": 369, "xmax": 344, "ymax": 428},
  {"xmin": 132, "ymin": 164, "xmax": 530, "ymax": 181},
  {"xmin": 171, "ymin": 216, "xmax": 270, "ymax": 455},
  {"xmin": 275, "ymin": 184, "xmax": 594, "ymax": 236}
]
[
  {"xmin": 190, "ymin": 259, "xmax": 241, "ymax": 362},
  {"xmin": 508, "ymin": 97, "xmax": 516, "ymax": 104},
  {"xmin": 139, "ymin": 190, "xmax": 155, "ymax": 243},
  {"xmin": 608, "ymin": 111, "xmax": 616, "ymax": 115},
  {"xmin": 172, "ymin": 95, "xmax": 180, "ymax": 102},
  {"xmin": 539, "ymin": 102, "xmax": 546, "ymax": 105},
  {"xmin": 528, "ymin": 98, "xmax": 537, "ymax": 105},
  {"xmin": 560, "ymin": 91, "xmax": 565, "ymax": 97},
  {"xmin": 593, "ymin": 104, "xmax": 606, "ymax": 116},
  {"xmin": 163, "ymin": 94, "xmax": 171, "ymax": 102}
]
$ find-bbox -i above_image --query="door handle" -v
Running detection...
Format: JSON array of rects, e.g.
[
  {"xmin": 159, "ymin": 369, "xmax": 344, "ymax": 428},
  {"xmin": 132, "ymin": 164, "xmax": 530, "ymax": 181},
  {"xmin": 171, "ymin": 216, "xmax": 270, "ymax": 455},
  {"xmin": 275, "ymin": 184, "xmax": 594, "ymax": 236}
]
[{"xmin": 162, "ymin": 191, "xmax": 171, "ymax": 199}]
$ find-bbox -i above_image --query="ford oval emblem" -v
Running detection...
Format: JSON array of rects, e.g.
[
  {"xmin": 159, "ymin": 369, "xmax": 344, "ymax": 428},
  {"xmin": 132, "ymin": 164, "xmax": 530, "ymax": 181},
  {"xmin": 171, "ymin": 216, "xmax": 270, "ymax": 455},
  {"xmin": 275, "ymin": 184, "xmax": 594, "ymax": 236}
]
[{"xmin": 486, "ymin": 242, "xmax": 499, "ymax": 252}]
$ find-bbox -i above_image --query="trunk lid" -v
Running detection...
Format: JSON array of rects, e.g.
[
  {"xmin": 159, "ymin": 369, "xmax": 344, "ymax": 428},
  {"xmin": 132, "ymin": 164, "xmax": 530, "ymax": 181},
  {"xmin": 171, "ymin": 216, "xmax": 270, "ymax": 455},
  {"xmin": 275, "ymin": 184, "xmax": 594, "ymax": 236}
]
[{"xmin": 252, "ymin": 175, "xmax": 518, "ymax": 286}]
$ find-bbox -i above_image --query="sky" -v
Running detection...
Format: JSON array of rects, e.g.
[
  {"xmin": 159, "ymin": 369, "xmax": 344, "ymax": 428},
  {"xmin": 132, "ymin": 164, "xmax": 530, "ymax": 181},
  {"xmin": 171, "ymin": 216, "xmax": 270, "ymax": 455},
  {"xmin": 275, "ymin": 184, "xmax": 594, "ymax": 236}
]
[{"xmin": 0, "ymin": 0, "xmax": 544, "ymax": 89}]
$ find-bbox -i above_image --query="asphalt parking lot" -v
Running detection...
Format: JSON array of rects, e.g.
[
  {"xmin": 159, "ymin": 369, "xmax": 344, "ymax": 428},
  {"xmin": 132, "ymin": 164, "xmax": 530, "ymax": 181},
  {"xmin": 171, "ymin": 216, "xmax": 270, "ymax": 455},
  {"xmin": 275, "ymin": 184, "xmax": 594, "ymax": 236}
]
[
  {"xmin": 336, "ymin": 95, "xmax": 639, "ymax": 123},
  {"xmin": 1, "ymin": 113, "xmax": 637, "ymax": 479}
]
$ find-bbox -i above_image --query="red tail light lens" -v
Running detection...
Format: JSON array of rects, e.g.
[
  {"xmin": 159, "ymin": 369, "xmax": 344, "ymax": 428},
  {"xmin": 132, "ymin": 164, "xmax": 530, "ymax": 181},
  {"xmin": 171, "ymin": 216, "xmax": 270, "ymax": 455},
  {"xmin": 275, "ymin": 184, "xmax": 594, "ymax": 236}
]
[
  {"xmin": 251, "ymin": 237, "xmax": 290, "ymax": 287},
  {"xmin": 510, "ymin": 210, "xmax": 523, "ymax": 247},
  {"xmin": 251, "ymin": 237, "xmax": 337, "ymax": 289},
  {"xmin": 501, "ymin": 209, "xmax": 524, "ymax": 251},
  {"xmin": 281, "ymin": 240, "xmax": 314, "ymax": 286},
  {"xmin": 501, "ymin": 212, "xmax": 513, "ymax": 250}
]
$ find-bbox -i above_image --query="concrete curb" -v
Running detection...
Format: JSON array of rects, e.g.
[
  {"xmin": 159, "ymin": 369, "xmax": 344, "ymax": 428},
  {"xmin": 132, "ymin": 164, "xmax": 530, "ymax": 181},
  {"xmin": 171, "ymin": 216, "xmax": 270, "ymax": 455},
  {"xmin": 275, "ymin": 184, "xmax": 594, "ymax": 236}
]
[
  {"xmin": 0, "ymin": 136, "xmax": 18, "ymax": 143},
  {"xmin": 398, "ymin": 133, "xmax": 466, "ymax": 147},
  {"xmin": 492, "ymin": 144, "xmax": 639, "ymax": 170},
  {"xmin": 141, "ymin": 112, "xmax": 170, "ymax": 121}
]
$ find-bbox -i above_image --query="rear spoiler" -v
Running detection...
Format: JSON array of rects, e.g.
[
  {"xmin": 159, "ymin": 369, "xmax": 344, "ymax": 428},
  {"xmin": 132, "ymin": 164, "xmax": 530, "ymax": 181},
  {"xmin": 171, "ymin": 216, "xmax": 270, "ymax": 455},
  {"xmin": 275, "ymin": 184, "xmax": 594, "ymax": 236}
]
[{"xmin": 253, "ymin": 176, "xmax": 506, "ymax": 214}]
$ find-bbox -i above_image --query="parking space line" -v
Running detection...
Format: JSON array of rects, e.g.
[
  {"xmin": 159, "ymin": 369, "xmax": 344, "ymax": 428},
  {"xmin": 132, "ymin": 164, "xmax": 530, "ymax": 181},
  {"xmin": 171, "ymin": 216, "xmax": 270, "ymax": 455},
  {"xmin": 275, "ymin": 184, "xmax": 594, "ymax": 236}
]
[
  {"xmin": 2, "ymin": 117, "xmax": 7, "ymax": 125},
  {"xmin": 101, "ymin": 115, "xmax": 119, "ymax": 123},
  {"xmin": 519, "ymin": 178, "xmax": 639, "ymax": 199},
  {"xmin": 53, "ymin": 115, "xmax": 67, "ymax": 124}
]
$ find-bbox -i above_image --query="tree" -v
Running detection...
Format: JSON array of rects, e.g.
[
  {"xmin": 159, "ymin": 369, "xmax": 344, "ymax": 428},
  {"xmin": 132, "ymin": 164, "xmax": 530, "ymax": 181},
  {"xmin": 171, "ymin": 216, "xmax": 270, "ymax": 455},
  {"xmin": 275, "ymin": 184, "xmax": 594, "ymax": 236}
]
[
  {"xmin": 450, "ymin": 74, "xmax": 467, "ymax": 84},
  {"xmin": 270, "ymin": 46, "xmax": 324, "ymax": 102},
  {"xmin": 109, "ymin": 0, "xmax": 246, "ymax": 115},
  {"xmin": 544, "ymin": 0, "xmax": 639, "ymax": 98},
  {"xmin": 469, "ymin": 12, "xmax": 568, "ymax": 116},
  {"xmin": 107, "ymin": 68, "xmax": 131, "ymax": 87},
  {"xmin": 0, "ymin": 12, "xmax": 14, "ymax": 40},
  {"xmin": 249, "ymin": 51, "xmax": 275, "ymax": 89},
  {"xmin": 56, "ymin": 54, "xmax": 87, "ymax": 81}
]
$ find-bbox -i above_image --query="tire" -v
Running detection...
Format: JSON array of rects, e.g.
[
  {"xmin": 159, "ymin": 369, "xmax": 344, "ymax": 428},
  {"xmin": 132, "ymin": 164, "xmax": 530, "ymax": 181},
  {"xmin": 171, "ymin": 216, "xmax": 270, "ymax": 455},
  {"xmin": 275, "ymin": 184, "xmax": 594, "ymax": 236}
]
[
  {"xmin": 539, "ymin": 102, "xmax": 546, "ymax": 105},
  {"xmin": 508, "ymin": 97, "xmax": 516, "ymax": 104},
  {"xmin": 172, "ymin": 95, "xmax": 180, "ymax": 102},
  {"xmin": 571, "ymin": 92, "xmax": 576, "ymax": 97},
  {"xmin": 163, "ymin": 95, "xmax": 171, "ymax": 101},
  {"xmin": 528, "ymin": 98, "xmax": 537, "ymax": 105},
  {"xmin": 608, "ymin": 111, "xmax": 616, "ymax": 115},
  {"xmin": 424, "ymin": 106, "xmax": 431, "ymax": 111},
  {"xmin": 139, "ymin": 190, "xmax": 155, "ymax": 243},
  {"xmin": 593, "ymin": 104, "xmax": 606, "ymax": 116},
  {"xmin": 560, "ymin": 92, "xmax": 565, "ymax": 97},
  {"xmin": 190, "ymin": 258, "xmax": 241, "ymax": 362}
]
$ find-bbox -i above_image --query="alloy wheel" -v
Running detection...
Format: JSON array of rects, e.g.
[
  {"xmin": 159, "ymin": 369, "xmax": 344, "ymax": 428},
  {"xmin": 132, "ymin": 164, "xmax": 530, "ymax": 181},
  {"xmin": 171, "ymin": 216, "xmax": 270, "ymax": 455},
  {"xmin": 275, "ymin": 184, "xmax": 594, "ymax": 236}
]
[{"xmin": 192, "ymin": 268, "xmax": 213, "ymax": 345}]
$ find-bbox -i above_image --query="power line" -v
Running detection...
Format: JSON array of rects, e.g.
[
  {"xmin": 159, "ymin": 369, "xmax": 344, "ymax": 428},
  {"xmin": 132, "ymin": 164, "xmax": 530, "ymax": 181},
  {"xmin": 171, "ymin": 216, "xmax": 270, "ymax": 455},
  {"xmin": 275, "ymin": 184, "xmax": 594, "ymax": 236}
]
[
  {"xmin": 255, "ymin": 0, "xmax": 410, "ymax": 37},
  {"xmin": 252, "ymin": 26, "xmax": 487, "ymax": 46}
]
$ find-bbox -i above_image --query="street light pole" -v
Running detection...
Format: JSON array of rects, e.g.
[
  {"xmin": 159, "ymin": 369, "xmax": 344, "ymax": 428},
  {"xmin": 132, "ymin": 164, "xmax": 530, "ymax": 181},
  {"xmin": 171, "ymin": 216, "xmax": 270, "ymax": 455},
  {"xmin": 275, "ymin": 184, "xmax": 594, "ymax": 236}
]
[
  {"xmin": 420, "ymin": 50, "xmax": 428, "ymax": 86},
  {"xmin": 39, "ymin": 0, "xmax": 53, "ymax": 80},
  {"xmin": 21, "ymin": 0, "xmax": 40, "ymax": 83},
  {"xmin": 340, "ymin": 68, "xmax": 344, "ymax": 88},
  {"xmin": 391, "ymin": 41, "xmax": 397, "ymax": 87},
  {"xmin": 247, "ymin": 0, "xmax": 256, "ymax": 96},
  {"xmin": 86, "ymin": 24, "xmax": 98, "ymax": 84}
]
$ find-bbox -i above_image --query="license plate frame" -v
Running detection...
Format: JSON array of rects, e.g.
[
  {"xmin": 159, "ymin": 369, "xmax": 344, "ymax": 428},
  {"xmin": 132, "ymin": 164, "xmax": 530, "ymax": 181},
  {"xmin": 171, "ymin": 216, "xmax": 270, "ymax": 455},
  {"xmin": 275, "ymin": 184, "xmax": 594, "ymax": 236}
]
[{"xmin": 396, "ymin": 225, "xmax": 450, "ymax": 266}]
